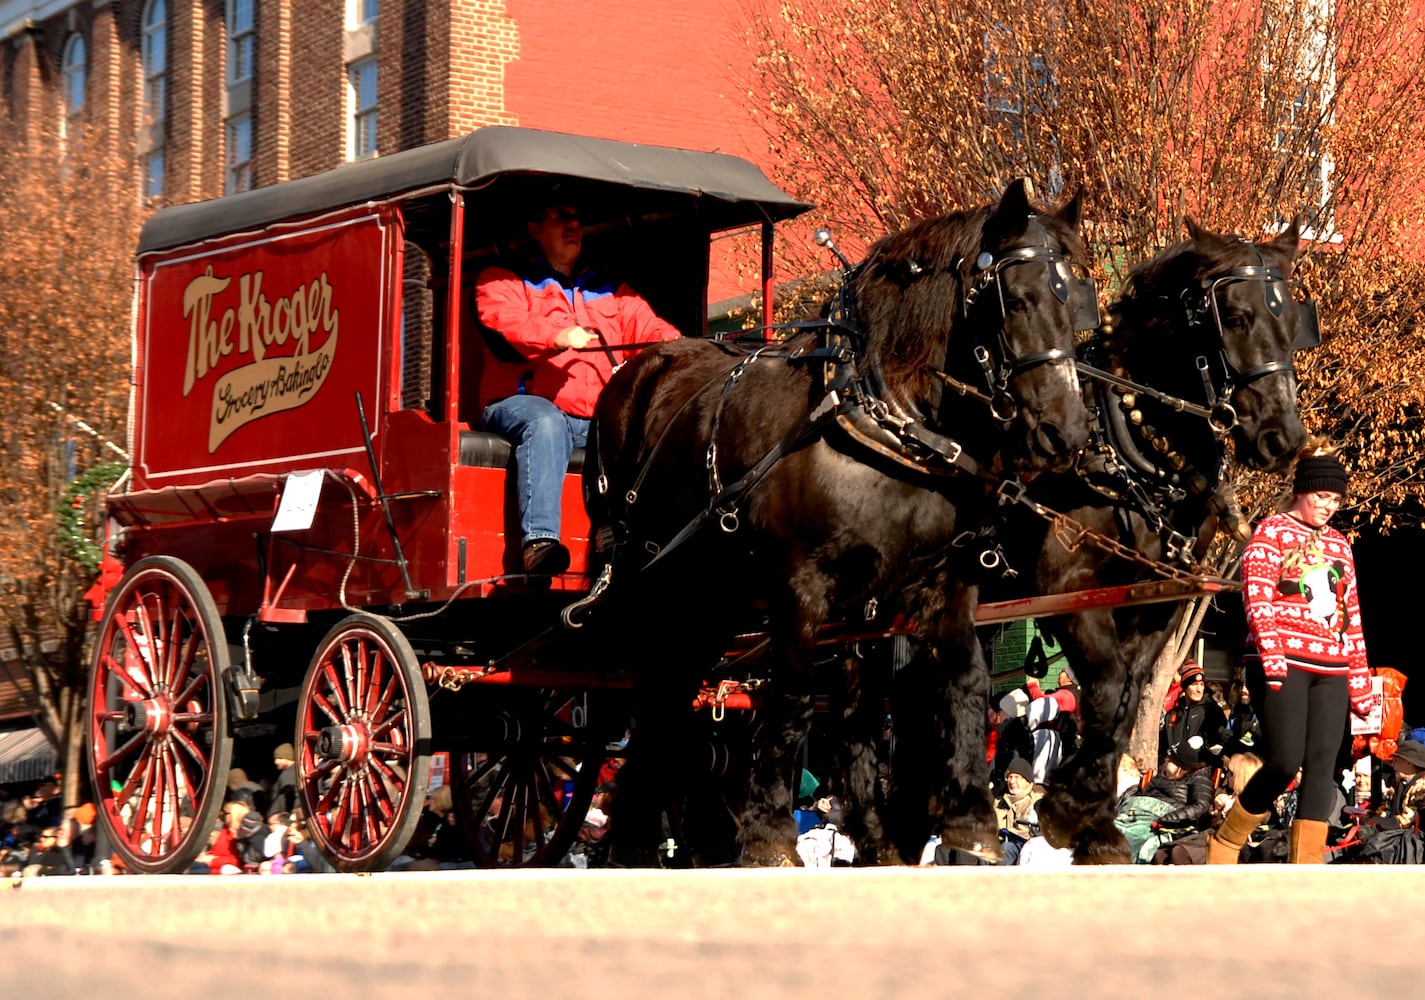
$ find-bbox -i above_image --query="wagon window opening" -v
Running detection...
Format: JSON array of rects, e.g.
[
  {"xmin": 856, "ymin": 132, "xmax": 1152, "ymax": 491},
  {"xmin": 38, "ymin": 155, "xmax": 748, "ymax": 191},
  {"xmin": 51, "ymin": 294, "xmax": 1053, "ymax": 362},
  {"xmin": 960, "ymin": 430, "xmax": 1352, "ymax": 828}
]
[{"xmin": 400, "ymin": 243, "xmax": 434, "ymax": 412}]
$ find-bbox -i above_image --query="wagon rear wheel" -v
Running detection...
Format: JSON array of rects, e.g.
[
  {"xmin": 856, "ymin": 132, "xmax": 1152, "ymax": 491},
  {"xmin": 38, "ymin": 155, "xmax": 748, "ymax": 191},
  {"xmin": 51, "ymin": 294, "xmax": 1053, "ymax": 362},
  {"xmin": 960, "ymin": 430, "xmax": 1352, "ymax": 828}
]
[
  {"xmin": 86, "ymin": 555, "xmax": 233, "ymax": 874},
  {"xmin": 296, "ymin": 613, "xmax": 431, "ymax": 872},
  {"xmin": 452, "ymin": 688, "xmax": 608, "ymax": 868}
]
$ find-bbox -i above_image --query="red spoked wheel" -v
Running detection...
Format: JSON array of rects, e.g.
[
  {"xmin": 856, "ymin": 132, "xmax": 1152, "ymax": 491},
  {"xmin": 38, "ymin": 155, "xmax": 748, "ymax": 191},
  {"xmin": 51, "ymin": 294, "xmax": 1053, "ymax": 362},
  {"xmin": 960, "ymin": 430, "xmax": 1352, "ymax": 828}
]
[
  {"xmin": 296, "ymin": 613, "xmax": 431, "ymax": 872},
  {"xmin": 451, "ymin": 688, "xmax": 607, "ymax": 868},
  {"xmin": 86, "ymin": 556, "xmax": 232, "ymax": 874}
]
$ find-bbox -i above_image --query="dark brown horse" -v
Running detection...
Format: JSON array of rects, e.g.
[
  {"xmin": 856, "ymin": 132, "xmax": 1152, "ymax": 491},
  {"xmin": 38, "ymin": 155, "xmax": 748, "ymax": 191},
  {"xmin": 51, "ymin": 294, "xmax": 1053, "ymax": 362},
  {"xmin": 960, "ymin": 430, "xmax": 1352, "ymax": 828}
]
[
  {"xmin": 995, "ymin": 219, "xmax": 1313, "ymax": 863},
  {"xmin": 584, "ymin": 181, "xmax": 1096, "ymax": 865}
]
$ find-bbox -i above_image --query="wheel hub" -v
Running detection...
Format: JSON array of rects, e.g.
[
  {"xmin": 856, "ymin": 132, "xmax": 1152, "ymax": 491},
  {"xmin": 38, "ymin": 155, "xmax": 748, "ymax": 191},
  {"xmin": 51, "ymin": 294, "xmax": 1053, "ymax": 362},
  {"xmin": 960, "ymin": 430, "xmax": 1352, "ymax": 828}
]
[
  {"xmin": 317, "ymin": 724, "xmax": 370, "ymax": 764},
  {"xmin": 124, "ymin": 698, "xmax": 172, "ymax": 736}
]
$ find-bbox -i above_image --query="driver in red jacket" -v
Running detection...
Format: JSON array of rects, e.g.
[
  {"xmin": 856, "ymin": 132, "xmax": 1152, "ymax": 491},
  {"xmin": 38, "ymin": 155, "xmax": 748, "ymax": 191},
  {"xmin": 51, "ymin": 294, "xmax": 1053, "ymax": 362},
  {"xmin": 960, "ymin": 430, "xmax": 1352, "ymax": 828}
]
[{"xmin": 476, "ymin": 196, "xmax": 681, "ymax": 577}]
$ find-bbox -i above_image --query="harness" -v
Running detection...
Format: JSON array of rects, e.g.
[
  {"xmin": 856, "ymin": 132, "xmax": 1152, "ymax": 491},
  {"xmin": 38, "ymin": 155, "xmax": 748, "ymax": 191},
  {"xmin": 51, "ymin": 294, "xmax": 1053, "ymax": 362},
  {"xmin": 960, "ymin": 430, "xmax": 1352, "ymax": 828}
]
[
  {"xmin": 1069, "ymin": 255, "xmax": 1318, "ymax": 561},
  {"xmin": 587, "ymin": 229, "xmax": 1097, "ymax": 580}
]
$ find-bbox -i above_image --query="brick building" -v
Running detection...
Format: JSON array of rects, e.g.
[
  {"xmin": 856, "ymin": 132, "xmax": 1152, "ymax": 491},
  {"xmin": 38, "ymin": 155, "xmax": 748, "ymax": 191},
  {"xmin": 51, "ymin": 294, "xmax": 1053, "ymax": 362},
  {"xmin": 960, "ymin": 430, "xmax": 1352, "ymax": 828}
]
[
  {"xmin": 0, "ymin": 0, "xmax": 782, "ymax": 750},
  {"xmin": 0, "ymin": 0, "xmax": 777, "ymax": 218}
]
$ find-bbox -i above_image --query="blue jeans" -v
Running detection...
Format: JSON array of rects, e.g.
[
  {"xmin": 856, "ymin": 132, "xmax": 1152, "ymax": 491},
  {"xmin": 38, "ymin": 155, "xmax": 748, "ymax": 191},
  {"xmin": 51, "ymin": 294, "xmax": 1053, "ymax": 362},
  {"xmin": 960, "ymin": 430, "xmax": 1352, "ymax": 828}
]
[{"xmin": 480, "ymin": 394, "xmax": 588, "ymax": 545}]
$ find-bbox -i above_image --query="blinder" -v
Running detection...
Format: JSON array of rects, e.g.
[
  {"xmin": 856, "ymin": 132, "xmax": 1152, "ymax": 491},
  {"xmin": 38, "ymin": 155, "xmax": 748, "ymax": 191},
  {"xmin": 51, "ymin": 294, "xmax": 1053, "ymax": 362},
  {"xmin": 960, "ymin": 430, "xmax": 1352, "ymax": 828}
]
[
  {"xmin": 1193, "ymin": 264, "xmax": 1322, "ymax": 400},
  {"xmin": 963, "ymin": 244, "xmax": 1099, "ymax": 380}
]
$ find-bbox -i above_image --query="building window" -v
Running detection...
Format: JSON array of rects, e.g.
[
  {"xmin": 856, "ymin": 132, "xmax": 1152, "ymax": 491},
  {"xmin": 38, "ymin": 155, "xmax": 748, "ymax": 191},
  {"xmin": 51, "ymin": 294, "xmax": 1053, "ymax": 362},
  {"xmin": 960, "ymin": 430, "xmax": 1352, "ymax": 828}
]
[
  {"xmin": 142, "ymin": 151, "xmax": 165, "ymax": 203},
  {"xmin": 350, "ymin": 0, "xmax": 378, "ymax": 27},
  {"xmin": 141, "ymin": 0, "xmax": 168, "ymax": 202},
  {"xmin": 61, "ymin": 34, "xmax": 87, "ymax": 149},
  {"xmin": 1264, "ymin": 0, "xmax": 1337, "ymax": 239},
  {"xmin": 348, "ymin": 57, "xmax": 378, "ymax": 160},
  {"xmin": 142, "ymin": 0, "xmax": 168, "ymax": 123},
  {"xmin": 228, "ymin": 0, "xmax": 255, "ymax": 85},
  {"xmin": 226, "ymin": 113, "xmax": 252, "ymax": 194}
]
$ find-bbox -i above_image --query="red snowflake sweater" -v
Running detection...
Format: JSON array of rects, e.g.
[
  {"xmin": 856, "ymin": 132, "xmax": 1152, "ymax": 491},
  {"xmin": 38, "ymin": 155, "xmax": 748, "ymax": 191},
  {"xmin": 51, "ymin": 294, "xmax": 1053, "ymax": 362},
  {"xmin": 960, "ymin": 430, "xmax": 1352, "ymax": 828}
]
[{"xmin": 1241, "ymin": 511, "xmax": 1372, "ymax": 715}]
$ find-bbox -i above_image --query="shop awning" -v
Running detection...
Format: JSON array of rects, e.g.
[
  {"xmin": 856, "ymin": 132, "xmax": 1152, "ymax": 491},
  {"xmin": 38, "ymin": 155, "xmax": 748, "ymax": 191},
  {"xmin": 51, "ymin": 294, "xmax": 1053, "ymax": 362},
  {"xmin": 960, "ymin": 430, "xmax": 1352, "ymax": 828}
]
[{"xmin": 0, "ymin": 728, "xmax": 56, "ymax": 785}]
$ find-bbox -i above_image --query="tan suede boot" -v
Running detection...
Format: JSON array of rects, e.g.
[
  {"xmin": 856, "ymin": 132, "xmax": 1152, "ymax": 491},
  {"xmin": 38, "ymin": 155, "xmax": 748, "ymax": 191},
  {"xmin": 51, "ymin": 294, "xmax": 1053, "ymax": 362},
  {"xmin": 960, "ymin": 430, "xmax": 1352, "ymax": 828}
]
[
  {"xmin": 1289, "ymin": 819, "xmax": 1329, "ymax": 864},
  {"xmin": 1206, "ymin": 803, "xmax": 1269, "ymax": 865}
]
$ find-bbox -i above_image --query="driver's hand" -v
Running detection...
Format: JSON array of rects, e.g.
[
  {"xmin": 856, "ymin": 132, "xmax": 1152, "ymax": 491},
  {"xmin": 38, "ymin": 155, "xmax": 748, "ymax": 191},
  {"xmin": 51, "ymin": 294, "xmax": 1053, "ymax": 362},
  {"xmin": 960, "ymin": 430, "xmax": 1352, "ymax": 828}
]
[{"xmin": 555, "ymin": 326, "xmax": 595, "ymax": 350}]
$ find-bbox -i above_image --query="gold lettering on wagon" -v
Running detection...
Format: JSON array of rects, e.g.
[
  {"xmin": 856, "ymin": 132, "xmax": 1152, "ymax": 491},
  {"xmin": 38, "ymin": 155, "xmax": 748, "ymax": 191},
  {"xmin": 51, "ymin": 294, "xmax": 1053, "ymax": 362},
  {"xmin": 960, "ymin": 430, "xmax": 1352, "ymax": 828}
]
[{"xmin": 180, "ymin": 266, "xmax": 340, "ymax": 453}]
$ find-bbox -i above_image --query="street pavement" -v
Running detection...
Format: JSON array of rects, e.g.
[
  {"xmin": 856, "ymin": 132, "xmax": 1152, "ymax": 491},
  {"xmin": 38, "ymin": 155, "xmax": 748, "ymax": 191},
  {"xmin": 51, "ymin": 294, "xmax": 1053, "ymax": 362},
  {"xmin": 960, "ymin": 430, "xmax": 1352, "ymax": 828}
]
[{"xmin": 3, "ymin": 866, "xmax": 1418, "ymax": 998}]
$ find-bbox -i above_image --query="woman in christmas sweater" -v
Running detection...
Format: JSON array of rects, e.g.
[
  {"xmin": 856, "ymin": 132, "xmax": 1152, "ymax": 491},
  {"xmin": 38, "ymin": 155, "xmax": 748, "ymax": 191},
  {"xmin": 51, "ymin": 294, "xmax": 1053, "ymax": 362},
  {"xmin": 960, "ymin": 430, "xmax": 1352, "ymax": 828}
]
[{"xmin": 1207, "ymin": 446, "xmax": 1373, "ymax": 864}]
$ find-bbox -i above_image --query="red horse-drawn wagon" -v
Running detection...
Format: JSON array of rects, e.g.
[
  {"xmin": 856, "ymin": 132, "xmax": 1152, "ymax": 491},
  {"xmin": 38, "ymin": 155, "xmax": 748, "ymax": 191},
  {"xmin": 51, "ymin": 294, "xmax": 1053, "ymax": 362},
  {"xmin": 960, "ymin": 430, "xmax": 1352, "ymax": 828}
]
[{"xmin": 86, "ymin": 126, "xmax": 810, "ymax": 873}]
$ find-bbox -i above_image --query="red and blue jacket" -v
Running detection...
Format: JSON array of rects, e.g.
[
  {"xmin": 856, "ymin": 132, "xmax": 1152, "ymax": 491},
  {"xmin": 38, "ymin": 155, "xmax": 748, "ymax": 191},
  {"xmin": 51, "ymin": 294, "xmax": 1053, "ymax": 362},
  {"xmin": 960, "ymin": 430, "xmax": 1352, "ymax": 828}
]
[{"xmin": 475, "ymin": 256, "xmax": 680, "ymax": 418}]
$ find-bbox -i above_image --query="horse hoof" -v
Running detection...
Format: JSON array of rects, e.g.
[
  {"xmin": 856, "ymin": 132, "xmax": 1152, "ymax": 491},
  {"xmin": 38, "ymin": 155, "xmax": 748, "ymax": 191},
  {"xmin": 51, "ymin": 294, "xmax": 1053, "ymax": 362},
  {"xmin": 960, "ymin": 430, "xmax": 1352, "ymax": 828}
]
[
  {"xmin": 739, "ymin": 842, "xmax": 798, "ymax": 867},
  {"xmin": 1037, "ymin": 815, "xmax": 1073, "ymax": 850},
  {"xmin": 940, "ymin": 829, "xmax": 1004, "ymax": 863},
  {"xmin": 1071, "ymin": 826, "xmax": 1133, "ymax": 866}
]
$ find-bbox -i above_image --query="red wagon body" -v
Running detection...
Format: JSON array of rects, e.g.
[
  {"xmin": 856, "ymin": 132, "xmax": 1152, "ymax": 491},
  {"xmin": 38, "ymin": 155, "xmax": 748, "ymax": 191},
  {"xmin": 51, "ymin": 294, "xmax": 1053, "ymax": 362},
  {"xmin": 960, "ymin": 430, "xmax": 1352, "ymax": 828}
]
[{"xmin": 87, "ymin": 126, "xmax": 809, "ymax": 873}]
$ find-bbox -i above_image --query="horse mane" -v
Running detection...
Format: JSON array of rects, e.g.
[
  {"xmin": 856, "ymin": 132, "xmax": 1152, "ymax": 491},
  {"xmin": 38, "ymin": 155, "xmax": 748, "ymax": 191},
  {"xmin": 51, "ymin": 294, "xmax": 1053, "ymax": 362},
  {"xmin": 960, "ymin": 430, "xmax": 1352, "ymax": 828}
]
[
  {"xmin": 1105, "ymin": 228, "xmax": 1296, "ymax": 371},
  {"xmin": 850, "ymin": 201, "xmax": 1088, "ymax": 391}
]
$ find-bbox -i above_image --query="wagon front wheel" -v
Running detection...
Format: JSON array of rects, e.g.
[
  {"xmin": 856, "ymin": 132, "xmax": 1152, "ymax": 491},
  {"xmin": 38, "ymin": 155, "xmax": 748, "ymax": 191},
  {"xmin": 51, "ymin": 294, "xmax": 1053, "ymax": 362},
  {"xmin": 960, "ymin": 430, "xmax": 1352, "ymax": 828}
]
[
  {"xmin": 86, "ymin": 555, "xmax": 232, "ymax": 874},
  {"xmin": 296, "ymin": 613, "xmax": 431, "ymax": 872}
]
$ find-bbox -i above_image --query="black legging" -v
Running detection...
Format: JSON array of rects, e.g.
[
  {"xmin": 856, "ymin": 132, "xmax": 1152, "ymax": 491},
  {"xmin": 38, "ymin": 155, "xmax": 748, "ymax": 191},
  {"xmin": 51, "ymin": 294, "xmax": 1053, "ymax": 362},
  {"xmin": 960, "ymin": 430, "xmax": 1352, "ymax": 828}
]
[{"xmin": 1238, "ymin": 663, "xmax": 1347, "ymax": 822}]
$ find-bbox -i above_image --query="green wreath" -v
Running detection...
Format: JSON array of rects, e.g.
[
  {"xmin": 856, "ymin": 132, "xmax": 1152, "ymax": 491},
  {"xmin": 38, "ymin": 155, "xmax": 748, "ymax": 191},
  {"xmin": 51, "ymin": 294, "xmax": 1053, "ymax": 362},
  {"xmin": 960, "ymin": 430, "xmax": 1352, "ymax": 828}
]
[{"xmin": 59, "ymin": 461, "xmax": 127, "ymax": 575}]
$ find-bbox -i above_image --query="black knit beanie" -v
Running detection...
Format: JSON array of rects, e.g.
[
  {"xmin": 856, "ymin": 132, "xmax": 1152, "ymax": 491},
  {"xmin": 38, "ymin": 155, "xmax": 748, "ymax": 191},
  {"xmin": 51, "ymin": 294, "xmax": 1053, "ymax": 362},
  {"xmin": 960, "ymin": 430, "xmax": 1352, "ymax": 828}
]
[{"xmin": 1292, "ymin": 454, "xmax": 1348, "ymax": 496}]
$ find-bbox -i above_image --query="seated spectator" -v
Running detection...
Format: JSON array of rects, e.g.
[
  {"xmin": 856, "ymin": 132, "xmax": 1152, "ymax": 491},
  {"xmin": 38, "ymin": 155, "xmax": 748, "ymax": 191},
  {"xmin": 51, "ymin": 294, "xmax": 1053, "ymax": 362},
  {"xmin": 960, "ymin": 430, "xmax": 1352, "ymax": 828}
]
[
  {"xmin": 194, "ymin": 802, "xmax": 247, "ymax": 874},
  {"xmin": 1377, "ymin": 740, "xmax": 1425, "ymax": 830},
  {"xmin": 994, "ymin": 758, "xmax": 1042, "ymax": 865},
  {"xmin": 1155, "ymin": 752, "xmax": 1265, "ymax": 864},
  {"xmin": 282, "ymin": 810, "xmax": 335, "ymax": 874},
  {"xmin": 795, "ymin": 793, "xmax": 856, "ymax": 868},
  {"xmin": 258, "ymin": 811, "xmax": 290, "ymax": 873},
  {"xmin": 1115, "ymin": 748, "xmax": 1214, "ymax": 862},
  {"xmin": 26, "ymin": 824, "xmax": 77, "ymax": 877},
  {"xmin": 1160, "ymin": 661, "xmax": 1227, "ymax": 770}
]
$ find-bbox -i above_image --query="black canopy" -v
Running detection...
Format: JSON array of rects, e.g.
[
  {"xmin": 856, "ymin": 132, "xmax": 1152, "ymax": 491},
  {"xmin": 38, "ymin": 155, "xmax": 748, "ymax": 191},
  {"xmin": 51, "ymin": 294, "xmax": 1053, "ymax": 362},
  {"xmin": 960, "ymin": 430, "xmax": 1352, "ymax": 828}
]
[{"xmin": 137, "ymin": 126, "xmax": 810, "ymax": 254}]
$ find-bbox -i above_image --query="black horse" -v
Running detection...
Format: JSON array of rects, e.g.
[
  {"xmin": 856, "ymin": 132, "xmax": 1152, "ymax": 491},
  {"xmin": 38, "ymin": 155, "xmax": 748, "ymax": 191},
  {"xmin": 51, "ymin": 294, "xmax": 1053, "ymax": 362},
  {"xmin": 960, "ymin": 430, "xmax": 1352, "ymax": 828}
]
[
  {"xmin": 995, "ymin": 218, "xmax": 1313, "ymax": 863},
  {"xmin": 584, "ymin": 181, "xmax": 1095, "ymax": 865}
]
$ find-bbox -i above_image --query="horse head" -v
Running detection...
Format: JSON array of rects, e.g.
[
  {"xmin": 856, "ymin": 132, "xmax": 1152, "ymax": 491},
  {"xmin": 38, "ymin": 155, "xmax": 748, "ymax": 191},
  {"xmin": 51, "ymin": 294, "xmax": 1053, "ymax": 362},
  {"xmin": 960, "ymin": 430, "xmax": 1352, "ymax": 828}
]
[
  {"xmin": 854, "ymin": 179, "xmax": 1094, "ymax": 475},
  {"xmin": 1112, "ymin": 219, "xmax": 1311, "ymax": 475}
]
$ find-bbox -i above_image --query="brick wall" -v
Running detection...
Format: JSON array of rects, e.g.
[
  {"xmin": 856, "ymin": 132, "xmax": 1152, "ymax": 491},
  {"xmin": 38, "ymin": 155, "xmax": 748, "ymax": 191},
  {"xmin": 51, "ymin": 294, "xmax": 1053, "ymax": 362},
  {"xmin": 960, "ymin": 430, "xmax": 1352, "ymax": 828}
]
[
  {"xmin": 3, "ymin": 0, "xmax": 781, "ymax": 199},
  {"xmin": 288, "ymin": 0, "xmax": 342, "ymax": 177}
]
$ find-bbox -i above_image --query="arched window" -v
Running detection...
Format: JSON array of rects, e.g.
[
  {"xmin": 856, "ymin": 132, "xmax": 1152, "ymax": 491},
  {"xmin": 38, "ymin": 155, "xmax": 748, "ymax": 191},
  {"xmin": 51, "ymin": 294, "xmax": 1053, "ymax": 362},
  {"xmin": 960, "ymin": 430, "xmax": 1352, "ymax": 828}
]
[
  {"xmin": 141, "ymin": 0, "xmax": 168, "ymax": 201},
  {"xmin": 61, "ymin": 34, "xmax": 87, "ymax": 147}
]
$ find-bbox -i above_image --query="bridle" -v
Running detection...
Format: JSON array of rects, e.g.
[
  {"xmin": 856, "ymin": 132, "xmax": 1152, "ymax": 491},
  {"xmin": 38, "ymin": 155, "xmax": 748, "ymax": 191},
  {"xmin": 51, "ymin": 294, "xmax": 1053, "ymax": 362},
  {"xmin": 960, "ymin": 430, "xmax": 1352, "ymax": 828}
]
[
  {"xmin": 953, "ymin": 238, "xmax": 1100, "ymax": 420},
  {"xmin": 1183, "ymin": 263, "xmax": 1320, "ymax": 413}
]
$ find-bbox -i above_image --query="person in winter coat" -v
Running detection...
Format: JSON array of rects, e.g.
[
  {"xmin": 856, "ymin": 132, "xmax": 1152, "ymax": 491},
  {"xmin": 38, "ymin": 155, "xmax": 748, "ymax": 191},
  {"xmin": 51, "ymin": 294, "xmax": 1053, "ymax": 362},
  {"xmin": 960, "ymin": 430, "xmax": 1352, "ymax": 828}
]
[
  {"xmin": 475, "ymin": 195, "xmax": 682, "ymax": 578},
  {"xmin": 1209, "ymin": 445, "xmax": 1373, "ymax": 865},
  {"xmin": 1160, "ymin": 661, "xmax": 1228, "ymax": 770},
  {"xmin": 994, "ymin": 758, "xmax": 1043, "ymax": 864},
  {"xmin": 1026, "ymin": 694, "xmax": 1062, "ymax": 785},
  {"xmin": 991, "ymin": 689, "xmax": 1034, "ymax": 789},
  {"xmin": 1143, "ymin": 749, "xmax": 1217, "ymax": 834}
]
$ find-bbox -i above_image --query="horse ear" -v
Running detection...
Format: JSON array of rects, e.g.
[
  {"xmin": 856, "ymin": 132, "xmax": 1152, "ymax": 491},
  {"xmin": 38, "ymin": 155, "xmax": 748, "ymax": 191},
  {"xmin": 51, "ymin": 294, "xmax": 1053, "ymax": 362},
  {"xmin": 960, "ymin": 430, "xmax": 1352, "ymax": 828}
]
[
  {"xmin": 1184, "ymin": 217, "xmax": 1228, "ymax": 250},
  {"xmin": 993, "ymin": 178, "xmax": 1035, "ymax": 225},
  {"xmin": 1268, "ymin": 216, "xmax": 1303, "ymax": 259},
  {"xmin": 1055, "ymin": 188, "xmax": 1085, "ymax": 231}
]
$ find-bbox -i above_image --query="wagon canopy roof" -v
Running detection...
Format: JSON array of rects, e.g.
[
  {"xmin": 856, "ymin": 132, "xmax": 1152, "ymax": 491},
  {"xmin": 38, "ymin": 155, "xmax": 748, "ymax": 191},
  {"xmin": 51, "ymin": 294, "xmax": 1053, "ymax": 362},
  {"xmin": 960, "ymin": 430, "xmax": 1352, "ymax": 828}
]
[{"xmin": 138, "ymin": 126, "xmax": 811, "ymax": 254}]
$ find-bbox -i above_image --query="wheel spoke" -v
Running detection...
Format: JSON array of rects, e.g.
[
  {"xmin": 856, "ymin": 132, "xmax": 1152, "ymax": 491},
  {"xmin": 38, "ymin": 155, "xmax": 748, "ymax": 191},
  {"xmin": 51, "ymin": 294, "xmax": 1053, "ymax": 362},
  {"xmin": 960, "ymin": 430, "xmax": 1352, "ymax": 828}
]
[
  {"xmin": 323, "ymin": 655, "xmax": 353, "ymax": 719},
  {"xmin": 97, "ymin": 730, "xmax": 147, "ymax": 774},
  {"xmin": 353, "ymin": 638, "xmax": 371, "ymax": 716},
  {"xmin": 107, "ymin": 620, "xmax": 155, "ymax": 698}
]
